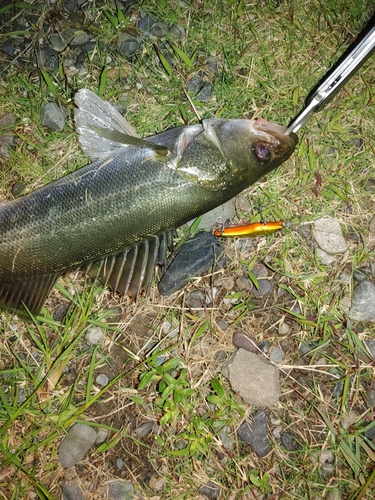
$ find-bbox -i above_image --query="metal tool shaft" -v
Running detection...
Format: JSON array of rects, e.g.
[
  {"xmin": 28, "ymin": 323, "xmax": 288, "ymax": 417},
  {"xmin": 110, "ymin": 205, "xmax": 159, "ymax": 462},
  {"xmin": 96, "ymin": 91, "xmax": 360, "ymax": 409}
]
[{"xmin": 286, "ymin": 17, "xmax": 375, "ymax": 135}]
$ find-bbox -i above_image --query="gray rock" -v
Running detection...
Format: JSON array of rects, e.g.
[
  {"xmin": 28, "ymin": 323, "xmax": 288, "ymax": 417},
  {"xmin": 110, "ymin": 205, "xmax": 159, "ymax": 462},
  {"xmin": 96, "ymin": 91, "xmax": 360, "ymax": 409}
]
[
  {"xmin": 96, "ymin": 373, "xmax": 109, "ymax": 386},
  {"xmin": 199, "ymin": 481, "xmax": 221, "ymax": 499},
  {"xmin": 0, "ymin": 132, "xmax": 15, "ymax": 158},
  {"xmin": 326, "ymin": 488, "xmax": 342, "ymax": 500},
  {"xmin": 108, "ymin": 480, "xmax": 135, "ymax": 500},
  {"xmin": 150, "ymin": 22, "xmax": 168, "ymax": 38},
  {"xmin": 232, "ymin": 331, "xmax": 259, "ymax": 353},
  {"xmin": 269, "ymin": 346, "xmax": 284, "ymax": 363},
  {"xmin": 0, "ymin": 112, "xmax": 16, "ymax": 158},
  {"xmin": 137, "ymin": 12, "xmax": 158, "ymax": 33},
  {"xmin": 349, "ymin": 280, "xmax": 375, "ymax": 321},
  {"xmin": 312, "ymin": 218, "xmax": 348, "ymax": 255},
  {"xmin": 58, "ymin": 423, "xmax": 97, "ymax": 468},
  {"xmin": 71, "ymin": 31, "xmax": 90, "ymax": 45},
  {"xmin": 196, "ymin": 83, "xmax": 212, "ymax": 102},
  {"xmin": 116, "ymin": 457, "xmax": 124, "ymax": 469},
  {"xmin": 96, "ymin": 428, "xmax": 109, "ymax": 444},
  {"xmin": 159, "ymin": 231, "xmax": 224, "ymax": 295},
  {"xmin": 216, "ymin": 320, "xmax": 229, "ymax": 331},
  {"xmin": 346, "ymin": 129, "xmax": 363, "ymax": 149},
  {"xmin": 117, "ymin": 33, "xmax": 142, "ymax": 59},
  {"xmin": 40, "ymin": 102, "xmax": 66, "ymax": 132},
  {"xmin": 0, "ymin": 40, "xmax": 14, "ymax": 57},
  {"xmin": 187, "ymin": 74, "xmax": 206, "ymax": 94},
  {"xmin": 364, "ymin": 340, "xmax": 375, "ymax": 361},
  {"xmin": 85, "ymin": 326, "xmax": 104, "ymax": 345},
  {"xmin": 251, "ymin": 279, "xmax": 272, "ymax": 296},
  {"xmin": 237, "ymin": 409, "xmax": 271, "ymax": 457},
  {"xmin": 191, "ymin": 198, "xmax": 236, "ymax": 230},
  {"xmin": 252, "ymin": 262, "xmax": 268, "ymax": 278},
  {"xmin": 326, "ymin": 146, "xmax": 337, "ymax": 158},
  {"xmin": 53, "ymin": 303, "xmax": 69, "ymax": 322},
  {"xmin": 168, "ymin": 23, "xmax": 185, "ymax": 40},
  {"xmin": 0, "ymin": 112, "xmax": 15, "ymax": 129},
  {"xmin": 353, "ymin": 267, "xmax": 372, "ymax": 282},
  {"xmin": 218, "ymin": 425, "xmax": 233, "ymax": 452},
  {"xmin": 222, "ymin": 349, "xmax": 280, "ymax": 407},
  {"xmin": 316, "ymin": 248, "xmax": 336, "ymax": 265},
  {"xmin": 135, "ymin": 421, "xmax": 156, "ymax": 438},
  {"xmin": 366, "ymin": 384, "xmax": 375, "ymax": 407},
  {"xmin": 62, "ymin": 481, "xmax": 84, "ymax": 500},
  {"xmin": 278, "ymin": 322, "xmax": 291, "ymax": 336},
  {"xmin": 213, "ymin": 350, "xmax": 226, "ymax": 362},
  {"xmin": 39, "ymin": 46, "xmax": 59, "ymax": 70},
  {"xmin": 11, "ymin": 182, "xmax": 26, "ymax": 197},
  {"xmin": 281, "ymin": 431, "xmax": 298, "ymax": 451}
]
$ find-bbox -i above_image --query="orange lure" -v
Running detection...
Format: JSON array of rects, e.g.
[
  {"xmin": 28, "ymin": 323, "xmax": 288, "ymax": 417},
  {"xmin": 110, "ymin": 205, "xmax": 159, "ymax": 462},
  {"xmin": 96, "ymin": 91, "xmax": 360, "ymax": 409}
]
[{"xmin": 213, "ymin": 220, "xmax": 284, "ymax": 238}]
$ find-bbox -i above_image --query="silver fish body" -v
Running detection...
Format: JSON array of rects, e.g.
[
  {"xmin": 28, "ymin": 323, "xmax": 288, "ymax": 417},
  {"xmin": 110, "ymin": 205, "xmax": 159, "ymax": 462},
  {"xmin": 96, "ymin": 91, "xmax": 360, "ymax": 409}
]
[{"xmin": 0, "ymin": 90, "xmax": 297, "ymax": 314}]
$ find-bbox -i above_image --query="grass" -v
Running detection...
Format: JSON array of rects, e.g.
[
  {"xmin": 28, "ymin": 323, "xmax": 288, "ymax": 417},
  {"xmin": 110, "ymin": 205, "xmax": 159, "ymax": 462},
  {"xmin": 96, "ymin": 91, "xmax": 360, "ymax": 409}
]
[{"xmin": 1, "ymin": 0, "xmax": 375, "ymax": 498}]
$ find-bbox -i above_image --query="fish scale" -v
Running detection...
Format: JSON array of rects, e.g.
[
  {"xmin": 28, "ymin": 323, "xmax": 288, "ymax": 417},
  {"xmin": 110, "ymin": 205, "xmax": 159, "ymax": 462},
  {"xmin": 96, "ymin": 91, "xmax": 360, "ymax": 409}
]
[{"xmin": 0, "ymin": 90, "xmax": 296, "ymax": 315}]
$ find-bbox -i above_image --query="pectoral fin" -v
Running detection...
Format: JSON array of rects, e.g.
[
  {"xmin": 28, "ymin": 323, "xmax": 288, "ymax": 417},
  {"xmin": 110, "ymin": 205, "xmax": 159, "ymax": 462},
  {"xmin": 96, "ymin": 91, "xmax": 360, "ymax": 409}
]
[{"xmin": 90, "ymin": 126, "xmax": 169, "ymax": 157}]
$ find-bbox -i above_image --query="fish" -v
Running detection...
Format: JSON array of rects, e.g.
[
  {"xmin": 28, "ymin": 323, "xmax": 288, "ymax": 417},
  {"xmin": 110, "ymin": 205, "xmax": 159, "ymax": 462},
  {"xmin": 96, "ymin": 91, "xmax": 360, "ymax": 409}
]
[
  {"xmin": 213, "ymin": 220, "xmax": 284, "ymax": 238},
  {"xmin": 0, "ymin": 89, "xmax": 297, "ymax": 315}
]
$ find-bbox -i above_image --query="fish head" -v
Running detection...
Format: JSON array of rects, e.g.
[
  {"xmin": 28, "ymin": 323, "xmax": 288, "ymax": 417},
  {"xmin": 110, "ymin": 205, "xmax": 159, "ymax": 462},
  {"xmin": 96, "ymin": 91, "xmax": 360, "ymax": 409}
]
[
  {"xmin": 174, "ymin": 117, "xmax": 296, "ymax": 193},
  {"xmin": 198, "ymin": 117, "xmax": 297, "ymax": 192}
]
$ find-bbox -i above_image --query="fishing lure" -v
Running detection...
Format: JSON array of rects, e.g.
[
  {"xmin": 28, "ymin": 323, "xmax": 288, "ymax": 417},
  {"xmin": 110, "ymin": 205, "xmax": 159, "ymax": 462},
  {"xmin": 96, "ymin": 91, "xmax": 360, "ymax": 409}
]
[{"xmin": 213, "ymin": 220, "xmax": 284, "ymax": 238}]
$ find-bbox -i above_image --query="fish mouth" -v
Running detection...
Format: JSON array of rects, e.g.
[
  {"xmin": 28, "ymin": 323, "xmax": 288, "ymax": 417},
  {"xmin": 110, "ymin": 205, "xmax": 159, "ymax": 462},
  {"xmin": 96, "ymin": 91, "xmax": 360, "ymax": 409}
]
[{"xmin": 254, "ymin": 117, "xmax": 298, "ymax": 146}]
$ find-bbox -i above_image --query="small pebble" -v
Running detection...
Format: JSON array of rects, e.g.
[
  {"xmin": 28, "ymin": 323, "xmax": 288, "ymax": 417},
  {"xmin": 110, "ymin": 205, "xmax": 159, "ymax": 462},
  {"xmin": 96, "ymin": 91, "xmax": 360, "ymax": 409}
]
[
  {"xmin": 95, "ymin": 428, "xmax": 109, "ymax": 444},
  {"xmin": 281, "ymin": 431, "xmax": 296, "ymax": 451},
  {"xmin": 40, "ymin": 102, "xmax": 66, "ymax": 131},
  {"xmin": 58, "ymin": 423, "xmax": 97, "ymax": 468},
  {"xmin": 259, "ymin": 340, "xmax": 270, "ymax": 354},
  {"xmin": 148, "ymin": 474, "xmax": 166, "ymax": 493},
  {"xmin": 96, "ymin": 373, "xmax": 109, "ymax": 386},
  {"xmin": 269, "ymin": 346, "xmax": 284, "ymax": 363},
  {"xmin": 135, "ymin": 421, "xmax": 155, "ymax": 438},
  {"xmin": 278, "ymin": 322, "xmax": 291, "ymax": 336},
  {"xmin": 214, "ymin": 350, "xmax": 227, "ymax": 362},
  {"xmin": 199, "ymin": 481, "xmax": 221, "ymax": 499},
  {"xmin": 236, "ymin": 275, "xmax": 251, "ymax": 291},
  {"xmin": 86, "ymin": 326, "xmax": 104, "ymax": 345},
  {"xmin": 312, "ymin": 218, "xmax": 348, "ymax": 255},
  {"xmin": 62, "ymin": 481, "xmax": 84, "ymax": 500},
  {"xmin": 108, "ymin": 480, "xmax": 135, "ymax": 500},
  {"xmin": 216, "ymin": 320, "xmax": 229, "ymax": 331},
  {"xmin": 161, "ymin": 320, "xmax": 171, "ymax": 334},
  {"xmin": 116, "ymin": 457, "xmax": 124, "ymax": 469},
  {"xmin": 237, "ymin": 410, "xmax": 271, "ymax": 457},
  {"xmin": 232, "ymin": 331, "xmax": 259, "ymax": 353},
  {"xmin": 252, "ymin": 279, "xmax": 272, "ymax": 296}
]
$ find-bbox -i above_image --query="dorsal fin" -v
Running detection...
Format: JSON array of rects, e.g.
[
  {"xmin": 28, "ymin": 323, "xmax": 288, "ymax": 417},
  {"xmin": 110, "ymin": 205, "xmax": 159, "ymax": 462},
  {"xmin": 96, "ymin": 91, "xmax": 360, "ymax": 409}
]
[{"xmin": 74, "ymin": 89, "xmax": 139, "ymax": 161}]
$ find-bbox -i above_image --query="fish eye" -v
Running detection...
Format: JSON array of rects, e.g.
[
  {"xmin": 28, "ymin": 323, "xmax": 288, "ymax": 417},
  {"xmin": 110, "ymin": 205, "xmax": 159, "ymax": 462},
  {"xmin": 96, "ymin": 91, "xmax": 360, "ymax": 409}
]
[{"xmin": 252, "ymin": 143, "xmax": 272, "ymax": 163}]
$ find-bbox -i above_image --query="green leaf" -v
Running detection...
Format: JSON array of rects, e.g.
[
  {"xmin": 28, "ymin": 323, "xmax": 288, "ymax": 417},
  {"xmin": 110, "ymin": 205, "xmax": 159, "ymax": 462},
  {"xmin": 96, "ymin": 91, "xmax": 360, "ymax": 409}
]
[
  {"xmin": 154, "ymin": 45, "xmax": 173, "ymax": 77},
  {"xmin": 206, "ymin": 395, "xmax": 222, "ymax": 405},
  {"xmin": 211, "ymin": 377, "xmax": 225, "ymax": 398},
  {"xmin": 160, "ymin": 357, "xmax": 181, "ymax": 373},
  {"xmin": 189, "ymin": 215, "xmax": 202, "ymax": 234},
  {"xmin": 104, "ymin": 9, "xmax": 119, "ymax": 27},
  {"xmin": 99, "ymin": 67, "xmax": 107, "ymax": 96},
  {"xmin": 172, "ymin": 45, "xmax": 194, "ymax": 68},
  {"xmin": 174, "ymin": 387, "xmax": 184, "ymax": 403},
  {"xmin": 39, "ymin": 69, "xmax": 58, "ymax": 95},
  {"xmin": 138, "ymin": 370, "xmax": 159, "ymax": 390}
]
